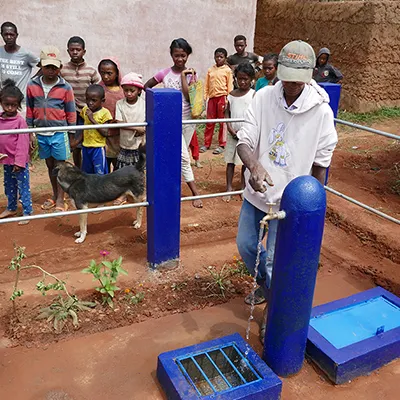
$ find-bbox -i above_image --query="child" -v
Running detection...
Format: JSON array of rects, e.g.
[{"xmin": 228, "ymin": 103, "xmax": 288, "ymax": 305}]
[
  {"xmin": 26, "ymin": 46, "xmax": 76, "ymax": 212},
  {"xmin": 223, "ymin": 63, "xmax": 255, "ymax": 202},
  {"xmin": 112, "ymin": 72, "xmax": 146, "ymax": 205},
  {"xmin": 98, "ymin": 57, "xmax": 124, "ymax": 171},
  {"xmin": 255, "ymin": 53, "xmax": 278, "ymax": 91},
  {"xmin": 61, "ymin": 36, "xmax": 100, "ymax": 168},
  {"xmin": 313, "ymin": 47, "xmax": 343, "ymax": 83},
  {"xmin": 144, "ymin": 38, "xmax": 203, "ymax": 208},
  {"xmin": 0, "ymin": 79, "xmax": 32, "ymax": 224},
  {"xmin": 201, "ymin": 48, "xmax": 233, "ymax": 155},
  {"xmin": 189, "ymin": 131, "xmax": 202, "ymax": 168},
  {"xmin": 227, "ymin": 35, "xmax": 261, "ymax": 72},
  {"xmin": 80, "ymin": 84, "xmax": 112, "ymax": 174}
]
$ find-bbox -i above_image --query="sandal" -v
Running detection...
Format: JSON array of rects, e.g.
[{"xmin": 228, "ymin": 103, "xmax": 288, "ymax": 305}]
[
  {"xmin": 53, "ymin": 200, "xmax": 69, "ymax": 213},
  {"xmin": 199, "ymin": 146, "xmax": 209, "ymax": 153},
  {"xmin": 244, "ymin": 286, "xmax": 266, "ymax": 305},
  {"xmin": 212, "ymin": 146, "xmax": 224, "ymax": 155},
  {"xmin": 41, "ymin": 198, "xmax": 56, "ymax": 210}
]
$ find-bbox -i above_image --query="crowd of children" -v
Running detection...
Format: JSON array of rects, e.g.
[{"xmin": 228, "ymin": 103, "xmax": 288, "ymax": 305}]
[{"xmin": 0, "ymin": 21, "xmax": 344, "ymax": 221}]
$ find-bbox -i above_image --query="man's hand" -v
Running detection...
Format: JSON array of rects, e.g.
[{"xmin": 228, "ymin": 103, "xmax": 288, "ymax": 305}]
[
  {"xmin": 29, "ymin": 133, "xmax": 36, "ymax": 151},
  {"xmin": 249, "ymin": 162, "xmax": 274, "ymax": 193}
]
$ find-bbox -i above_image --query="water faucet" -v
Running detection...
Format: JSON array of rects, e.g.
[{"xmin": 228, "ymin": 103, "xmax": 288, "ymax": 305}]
[{"xmin": 260, "ymin": 202, "xmax": 286, "ymax": 226}]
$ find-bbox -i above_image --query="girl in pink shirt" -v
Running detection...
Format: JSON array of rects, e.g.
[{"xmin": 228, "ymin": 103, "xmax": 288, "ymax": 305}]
[
  {"xmin": 0, "ymin": 80, "xmax": 32, "ymax": 223},
  {"xmin": 144, "ymin": 38, "xmax": 203, "ymax": 208}
]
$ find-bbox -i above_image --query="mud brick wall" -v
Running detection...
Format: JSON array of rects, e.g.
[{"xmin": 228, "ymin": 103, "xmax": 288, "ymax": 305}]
[{"xmin": 255, "ymin": 0, "xmax": 400, "ymax": 112}]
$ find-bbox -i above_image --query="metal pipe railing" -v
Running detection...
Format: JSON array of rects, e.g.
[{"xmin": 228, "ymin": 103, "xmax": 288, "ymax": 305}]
[
  {"xmin": 181, "ymin": 190, "xmax": 244, "ymax": 202},
  {"xmin": 0, "ymin": 122, "xmax": 148, "ymax": 135},
  {"xmin": 182, "ymin": 118, "xmax": 244, "ymax": 125},
  {"xmin": 325, "ymin": 186, "xmax": 399, "ymax": 225},
  {"xmin": 0, "ymin": 201, "xmax": 149, "ymax": 225},
  {"xmin": 335, "ymin": 118, "xmax": 400, "ymax": 141}
]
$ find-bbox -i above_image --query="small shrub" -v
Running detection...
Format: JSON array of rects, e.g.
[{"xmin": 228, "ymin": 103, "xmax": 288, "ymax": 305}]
[
  {"xmin": 37, "ymin": 296, "xmax": 95, "ymax": 333},
  {"xmin": 123, "ymin": 289, "xmax": 145, "ymax": 305},
  {"xmin": 82, "ymin": 251, "xmax": 127, "ymax": 308}
]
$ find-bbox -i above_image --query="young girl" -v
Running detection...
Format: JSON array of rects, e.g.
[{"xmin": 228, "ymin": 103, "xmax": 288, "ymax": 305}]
[
  {"xmin": 223, "ymin": 63, "xmax": 255, "ymax": 202},
  {"xmin": 255, "ymin": 53, "xmax": 278, "ymax": 91},
  {"xmin": 113, "ymin": 72, "xmax": 146, "ymax": 205},
  {"xmin": 98, "ymin": 57, "xmax": 124, "ymax": 171},
  {"xmin": 144, "ymin": 38, "xmax": 203, "ymax": 208},
  {"xmin": 0, "ymin": 79, "xmax": 32, "ymax": 224}
]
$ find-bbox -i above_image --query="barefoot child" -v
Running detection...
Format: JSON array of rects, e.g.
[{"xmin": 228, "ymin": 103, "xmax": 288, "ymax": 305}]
[
  {"xmin": 113, "ymin": 72, "xmax": 146, "ymax": 205},
  {"xmin": 80, "ymin": 84, "xmax": 112, "ymax": 174},
  {"xmin": 98, "ymin": 57, "xmax": 124, "ymax": 171},
  {"xmin": 0, "ymin": 79, "xmax": 32, "ymax": 223},
  {"xmin": 61, "ymin": 36, "xmax": 100, "ymax": 168},
  {"xmin": 144, "ymin": 38, "xmax": 203, "ymax": 208},
  {"xmin": 255, "ymin": 53, "xmax": 278, "ymax": 91},
  {"xmin": 223, "ymin": 63, "xmax": 255, "ymax": 202},
  {"xmin": 201, "ymin": 48, "xmax": 233, "ymax": 155},
  {"xmin": 26, "ymin": 46, "xmax": 76, "ymax": 212}
]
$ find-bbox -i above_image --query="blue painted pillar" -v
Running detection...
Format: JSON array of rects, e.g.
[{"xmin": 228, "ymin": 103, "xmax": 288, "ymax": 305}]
[
  {"xmin": 262, "ymin": 176, "xmax": 327, "ymax": 376},
  {"xmin": 318, "ymin": 82, "xmax": 341, "ymax": 185},
  {"xmin": 146, "ymin": 88, "xmax": 182, "ymax": 268}
]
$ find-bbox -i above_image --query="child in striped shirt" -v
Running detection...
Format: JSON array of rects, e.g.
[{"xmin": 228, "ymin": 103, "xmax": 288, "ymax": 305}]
[{"xmin": 61, "ymin": 36, "xmax": 100, "ymax": 168}]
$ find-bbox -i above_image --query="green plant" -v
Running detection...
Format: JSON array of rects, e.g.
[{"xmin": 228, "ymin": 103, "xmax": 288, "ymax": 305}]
[
  {"xmin": 37, "ymin": 296, "xmax": 95, "ymax": 334},
  {"xmin": 338, "ymin": 107, "xmax": 400, "ymax": 126},
  {"xmin": 8, "ymin": 245, "xmax": 94, "ymax": 332},
  {"xmin": 230, "ymin": 256, "xmax": 249, "ymax": 277},
  {"xmin": 123, "ymin": 289, "xmax": 145, "ymax": 305},
  {"xmin": 82, "ymin": 251, "xmax": 127, "ymax": 307},
  {"xmin": 204, "ymin": 265, "xmax": 234, "ymax": 298}
]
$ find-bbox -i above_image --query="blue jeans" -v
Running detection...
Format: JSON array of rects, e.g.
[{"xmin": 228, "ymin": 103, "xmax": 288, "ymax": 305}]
[
  {"xmin": 3, "ymin": 164, "xmax": 32, "ymax": 216},
  {"xmin": 236, "ymin": 199, "xmax": 278, "ymax": 292}
]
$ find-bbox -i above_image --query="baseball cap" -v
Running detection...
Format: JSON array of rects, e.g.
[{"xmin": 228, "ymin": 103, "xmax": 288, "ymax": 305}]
[
  {"xmin": 40, "ymin": 46, "xmax": 62, "ymax": 68},
  {"xmin": 277, "ymin": 40, "xmax": 316, "ymax": 83},
  {"xmin": 121, "ymin": 72, "xmax": 144, "ymax": 89}
]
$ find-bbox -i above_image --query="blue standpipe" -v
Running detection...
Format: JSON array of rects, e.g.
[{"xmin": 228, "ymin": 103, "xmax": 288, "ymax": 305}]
[
  {"xmin": 262, "ymin": 175, "xmax": 327, "ymax": 376},
  {"xmin": 146, "ymin": 88, "xmax": 182, "ymax": 268},
  {"xmin": 318, "ymin": 82, "xmax": 341, "ymax": 185}
]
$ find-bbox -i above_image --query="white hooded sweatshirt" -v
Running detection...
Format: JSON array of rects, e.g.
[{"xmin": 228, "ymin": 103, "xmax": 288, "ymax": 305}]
[{"xmin": 237, "ymin": 80, "xmax": 337, "ymax": 213}]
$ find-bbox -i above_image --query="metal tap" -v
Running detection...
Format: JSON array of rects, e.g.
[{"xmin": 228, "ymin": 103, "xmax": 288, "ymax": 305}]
[{"xmin": 260, "ymin": 202, "xmax": 286, "ymax": 226}]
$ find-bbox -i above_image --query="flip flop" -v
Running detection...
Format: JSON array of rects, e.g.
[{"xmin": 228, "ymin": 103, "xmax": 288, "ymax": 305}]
[
  {"xmin": 41, "ymin": 198, "xmax": 56, "ymax": 210},
  {"xmin": 53, "ymin": 201, "xmax": 69, "ymax": 213},
  {"xmin": 199, "ymin": 146, "xmax": 209, "ymax": 153},
  {"xmin": 244, "ymin": 286, "xmax": 266, "ymax": 305},
  {"xmin": 212, "ymin": 146, "xmax": 224, "ymax": 155}
]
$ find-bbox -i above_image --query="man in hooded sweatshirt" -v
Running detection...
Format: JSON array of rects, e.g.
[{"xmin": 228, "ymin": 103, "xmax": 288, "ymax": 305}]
[
  {"xmin": 236, "ymin": 40, "xmax": 338, "ymax": 341},
  {"xmin": 313, "ymin": 47, "xmax": 343, "ymax": 83}
]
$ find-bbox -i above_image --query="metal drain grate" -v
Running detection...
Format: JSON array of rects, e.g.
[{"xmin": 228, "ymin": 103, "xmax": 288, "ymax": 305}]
[{"xmin": 176, "ymin": 344, "xmax": 261, "ymax": 396}]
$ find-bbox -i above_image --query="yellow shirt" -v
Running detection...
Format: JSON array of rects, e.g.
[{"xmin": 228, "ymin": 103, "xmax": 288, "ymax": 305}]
[
  {"xmin": 204, "ymin": 65, "xmax": 233, "ymax": 100},
  {"xmin": 80, "ymin": 106, "xmax": 112, "ymax": 147}
]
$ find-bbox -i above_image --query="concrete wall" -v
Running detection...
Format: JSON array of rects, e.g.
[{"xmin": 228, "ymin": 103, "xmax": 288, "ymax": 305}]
[
  {"xmin": 2, "ymin": 0, "xmax": 257, "ymax": 81},
  {"xmin": 255, "ymin": 0, "xmax": 400, "ymax": 112}
]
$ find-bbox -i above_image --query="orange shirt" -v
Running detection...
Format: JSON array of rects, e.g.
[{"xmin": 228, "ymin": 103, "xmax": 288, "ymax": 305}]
[{"xmin": 204, "ymin": 65, "xmax": 233, "ymax": 99}]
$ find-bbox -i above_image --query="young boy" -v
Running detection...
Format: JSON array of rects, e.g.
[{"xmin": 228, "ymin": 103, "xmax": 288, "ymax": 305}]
[
  {"xmin": 80, "ymin": 84, "xmax": 112, "ymax": 175},
  {"xmin": 313, "ymin": 47, "xmax": 343, "ymax": 83},
  {"xmin": 201, "ymin": 48, "xmax": 233, "ymax": 155},
  {"xmin": 61, "ymin": 36, "xmax": 100, "ymax": 169},
  {"xmin": 26, "ymin": 46, "xmax": 76, "ymax": 212},
  {"xmin": 255, "ymin": 53, "xmax": 278, "ymax": 91},
  {"xmin": 227, "ymin": 35, "xmax": 261, "ymax": 73}
]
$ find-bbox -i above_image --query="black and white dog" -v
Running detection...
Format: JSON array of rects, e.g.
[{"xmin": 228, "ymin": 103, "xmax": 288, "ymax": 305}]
[{"xmin": 55, "ymin": 150, "xmax": 145, "ymax": 244}]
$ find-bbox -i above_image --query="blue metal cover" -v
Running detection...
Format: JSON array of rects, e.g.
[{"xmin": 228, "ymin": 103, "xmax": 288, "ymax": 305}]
[
  {"xmin": 307, "ymin": 287, "xmax": 400, "ymax": 384},
  {"xmin": 157, "ymin": 333, "xmax": 282, "ymax": 399}
]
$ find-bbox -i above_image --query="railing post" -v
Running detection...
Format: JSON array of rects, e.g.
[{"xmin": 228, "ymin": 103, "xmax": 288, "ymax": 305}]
[
  {"xmin": 145, "ymin": 88, "xmax": 182, "ymax": 268},
  {"xmin": 262, "ymin": 175, "xmax": 327, "ymax": 376}
]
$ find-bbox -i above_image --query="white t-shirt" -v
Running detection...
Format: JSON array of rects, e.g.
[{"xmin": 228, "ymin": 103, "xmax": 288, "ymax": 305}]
[
  {"xmin": 115, "ymin": 97, "xmax": 146, "ymax": 150},
  {"xmin": 154, "ymin": 67, "xmax": 193, "ymax": 119},
  {"xmin": 237, "ymin": 80, "xmax": 338, "ymax": 213},
  {"xmin": 0, "ymin": 47, "xmax": 39, "ymax": 97},
  {"xmin": 228, "ymin": 89, "xmax": 255, "ymax": 132},
  {"xmin": 40, "ymin": 76, "xmax": 59, "ymax": 98}
]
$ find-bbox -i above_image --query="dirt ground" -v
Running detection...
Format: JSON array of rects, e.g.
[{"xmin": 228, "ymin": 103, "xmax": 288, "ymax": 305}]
[{"xmin": 0, "ymin": 120, "xmax": 399, "ymax": 399}]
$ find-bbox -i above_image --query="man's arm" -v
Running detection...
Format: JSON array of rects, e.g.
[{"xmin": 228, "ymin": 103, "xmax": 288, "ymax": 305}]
[
  {"xmin": 311, "ymin": 165, "xmax": 327, "ymax": 185},
  {"xmin": 237, "ymin": 144, "xmax": 273, "ymax": 192}
]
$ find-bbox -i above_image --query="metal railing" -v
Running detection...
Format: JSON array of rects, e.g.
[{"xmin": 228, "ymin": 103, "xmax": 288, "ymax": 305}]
[{"xmin": 0, "ymin": 117, "xmax": 398, "ymax": 227}]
